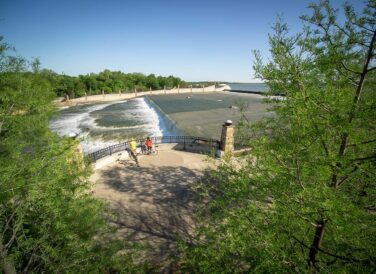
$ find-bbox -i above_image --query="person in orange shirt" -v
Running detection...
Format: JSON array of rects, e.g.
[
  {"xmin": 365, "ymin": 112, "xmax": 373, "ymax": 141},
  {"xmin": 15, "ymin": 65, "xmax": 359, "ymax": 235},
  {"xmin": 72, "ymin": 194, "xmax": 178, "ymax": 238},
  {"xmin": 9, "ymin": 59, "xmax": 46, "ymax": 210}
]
[{"xmin": 145, "ymin": 137, "xmax": 153, "ymax": 154}]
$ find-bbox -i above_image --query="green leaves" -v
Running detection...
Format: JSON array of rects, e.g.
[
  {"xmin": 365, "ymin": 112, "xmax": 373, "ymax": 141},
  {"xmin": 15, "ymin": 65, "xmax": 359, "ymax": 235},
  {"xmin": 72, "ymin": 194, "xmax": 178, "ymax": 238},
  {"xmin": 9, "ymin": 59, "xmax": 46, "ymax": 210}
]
[
  {"xmin": 0, "ymin": 39, "xmax": 142, "ymax": 272},
  {"xmin": 52, "ymin": 70, "xmax": 187, "ymax": 97},
  {"xmin": 180, "ymin": 1, "xmax": 376, "ymax": 272}
]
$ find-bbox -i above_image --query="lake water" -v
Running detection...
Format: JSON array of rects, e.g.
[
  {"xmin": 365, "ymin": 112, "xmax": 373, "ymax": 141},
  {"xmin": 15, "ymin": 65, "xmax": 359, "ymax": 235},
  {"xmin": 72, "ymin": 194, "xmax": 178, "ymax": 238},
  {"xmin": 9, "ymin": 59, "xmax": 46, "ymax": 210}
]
[
  {"xmin": 50, "ymin": 90, "xmax": 270, "ymax": 154},
  {"xmin": 226, "ymin": 83, "xmax": 269, "ymax": 93}
]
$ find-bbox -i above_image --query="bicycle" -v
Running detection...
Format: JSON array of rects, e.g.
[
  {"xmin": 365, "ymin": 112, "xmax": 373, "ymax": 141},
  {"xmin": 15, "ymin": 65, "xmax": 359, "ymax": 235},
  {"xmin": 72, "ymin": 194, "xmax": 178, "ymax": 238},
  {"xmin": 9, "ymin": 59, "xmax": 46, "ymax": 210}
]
[
  {"xmin": 141, "ymin": 145, "xmax": 158, "ymax": 155},
  {"xmin": 117, "ymin": 148, "xmax": 139, "ymax": 166}
]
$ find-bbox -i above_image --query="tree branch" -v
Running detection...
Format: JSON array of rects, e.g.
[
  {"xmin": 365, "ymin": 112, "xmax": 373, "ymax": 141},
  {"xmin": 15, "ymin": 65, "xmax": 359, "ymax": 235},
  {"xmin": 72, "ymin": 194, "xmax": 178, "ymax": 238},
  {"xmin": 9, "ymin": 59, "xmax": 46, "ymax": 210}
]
[
  {"xmin": 294, "ymin": 159, "xmax": 305, "ymax": 190},
  {"xmin": 290, "ymin": 234, "xmax": 371, "ymax": 265},
  {"xmin": 332, "ymin": 29, "xmax": 376, "ymax": 187},
  {"xmin": 352, "ymin": 154, "xmax": 376, "ymax": 162},
  {"xmin": 336, "ymin": 166, "xmax": 358, "ymax": 188},
  {"xmin": 341, "ymin": 61, "xmax": 362, "ymax": 75},
  {"xmin": 366, "ymin": 66, "xmax": 376, "ymax": 73},
  {"xmin": 346, "ymin": 139, "xmax": 376, "ymax": 147}
]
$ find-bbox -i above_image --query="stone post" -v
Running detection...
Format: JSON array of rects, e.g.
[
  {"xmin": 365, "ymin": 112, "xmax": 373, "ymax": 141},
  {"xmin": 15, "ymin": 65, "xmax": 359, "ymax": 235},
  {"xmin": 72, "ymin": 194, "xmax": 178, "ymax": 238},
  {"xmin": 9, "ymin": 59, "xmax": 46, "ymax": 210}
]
[
  {"xmin": 220, "ymin": 120, "xmax": 234, "ymax": 153},
  {"xmin": 190, "ymin": 85, "xmax": 193, "ymax": 93},
  {"xmin": 119, "ymin": 90, "xmax": 121, "ymax": 96},
  {"xmin": 178, "ymin": 84, "xmax": 180, "ymax": 93},
  {"xmin": 164, "ymin": 85, "xmax": 166, "ymax": 94},
  {"xmin": 85, "ymin": 92, "xmax": 87, "ymax": 101},
  {"xmin": 202, "ymin": 85, "xmax": 205, "ymax": 92}
]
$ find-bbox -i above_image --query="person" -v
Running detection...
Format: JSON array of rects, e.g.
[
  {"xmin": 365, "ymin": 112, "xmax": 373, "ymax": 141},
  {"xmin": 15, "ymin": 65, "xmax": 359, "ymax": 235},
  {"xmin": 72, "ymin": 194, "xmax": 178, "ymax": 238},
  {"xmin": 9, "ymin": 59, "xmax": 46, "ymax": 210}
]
[
  {"xmin": 145, "ymin": 137, "xmax": 153, "ymax": 154},
  {"xmin": 128, "ymin": 138, "xmax": 139, "ymax": 166}
]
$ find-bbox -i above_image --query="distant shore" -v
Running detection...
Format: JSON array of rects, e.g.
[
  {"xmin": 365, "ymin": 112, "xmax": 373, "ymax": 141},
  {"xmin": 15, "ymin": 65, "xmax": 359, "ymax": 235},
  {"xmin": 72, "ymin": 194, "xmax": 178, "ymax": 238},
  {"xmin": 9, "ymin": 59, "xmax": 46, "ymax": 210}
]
[{"xmin": 55, "ymin": 85, "xmax": 226, "ymax": 107}]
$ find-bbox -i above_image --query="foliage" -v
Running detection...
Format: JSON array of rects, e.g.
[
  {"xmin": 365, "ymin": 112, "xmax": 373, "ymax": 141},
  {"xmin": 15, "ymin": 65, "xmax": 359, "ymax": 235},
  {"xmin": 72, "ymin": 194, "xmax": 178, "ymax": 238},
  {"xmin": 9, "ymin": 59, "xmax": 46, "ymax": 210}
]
[
  {"xmin": 180, "ymin": 1, "xmax": 376, "ymax": 272},
  {"xmin": 0, "ymin": 38, "xmax": 145, "ymax": 272},
  {"xmin": 39, "ymin": 69, "xmax": 187, "ymax": 98}
]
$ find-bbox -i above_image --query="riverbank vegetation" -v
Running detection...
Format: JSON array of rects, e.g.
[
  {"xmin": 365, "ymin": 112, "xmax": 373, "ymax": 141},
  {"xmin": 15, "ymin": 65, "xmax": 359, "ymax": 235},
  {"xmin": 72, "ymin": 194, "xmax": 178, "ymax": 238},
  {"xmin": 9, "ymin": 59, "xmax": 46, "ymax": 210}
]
[
  {"xmin": 0, "ymin": 38, "xmax": 149, "ymax": 272},
  {"xmin": 0, "ymin": 45, "xmax": 188, "ymax": 100},
  {"xmin": 180, "ymin": 1, "xmax": 375, "ymax": 272},
  {"xmin": 32, "ymin": 69, "xmax": 187, "ymax": 99}
]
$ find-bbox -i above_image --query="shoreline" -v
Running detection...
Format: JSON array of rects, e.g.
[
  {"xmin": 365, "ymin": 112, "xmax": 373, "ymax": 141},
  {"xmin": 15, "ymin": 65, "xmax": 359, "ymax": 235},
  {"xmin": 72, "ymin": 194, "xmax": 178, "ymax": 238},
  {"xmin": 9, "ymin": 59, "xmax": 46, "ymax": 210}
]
[
  {"xmin": 53, "ymin": 84, "xmax": 277, "ymax": 109},
  {"xmin": 54, "ymin": 85, "xmax": 224, "ymax": 107}
]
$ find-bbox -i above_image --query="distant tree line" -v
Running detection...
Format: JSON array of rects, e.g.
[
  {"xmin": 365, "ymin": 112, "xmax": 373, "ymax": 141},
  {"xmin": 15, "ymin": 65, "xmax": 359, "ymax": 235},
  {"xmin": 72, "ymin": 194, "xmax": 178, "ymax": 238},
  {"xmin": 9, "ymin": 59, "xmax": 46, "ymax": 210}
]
[{"xmin": 33, "ymin": 69, "xmax": 188, "ymax": 98}]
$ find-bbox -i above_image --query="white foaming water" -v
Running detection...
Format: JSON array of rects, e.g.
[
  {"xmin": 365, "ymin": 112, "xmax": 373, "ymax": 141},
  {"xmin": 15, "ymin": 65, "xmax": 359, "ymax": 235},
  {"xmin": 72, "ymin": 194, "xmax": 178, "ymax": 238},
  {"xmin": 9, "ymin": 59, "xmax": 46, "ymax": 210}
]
[
  {"xmin": 133, "ymin": 98, "xmax": 163, "ymax": 137},
  {"xmin": 50, "ymin": 102, "xmax": 115, "ymax": 136},
  {"xmin": 50, "ymin": 98, "xmax": 165, "ymax": 154}
]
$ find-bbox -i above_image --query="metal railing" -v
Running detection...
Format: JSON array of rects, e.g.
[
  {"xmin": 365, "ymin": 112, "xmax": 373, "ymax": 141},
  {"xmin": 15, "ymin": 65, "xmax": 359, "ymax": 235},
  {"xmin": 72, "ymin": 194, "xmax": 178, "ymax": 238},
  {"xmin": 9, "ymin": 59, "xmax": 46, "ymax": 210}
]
[{"xmin": 87, "ymin": 136, "xmax": 220, "ymax": 162}]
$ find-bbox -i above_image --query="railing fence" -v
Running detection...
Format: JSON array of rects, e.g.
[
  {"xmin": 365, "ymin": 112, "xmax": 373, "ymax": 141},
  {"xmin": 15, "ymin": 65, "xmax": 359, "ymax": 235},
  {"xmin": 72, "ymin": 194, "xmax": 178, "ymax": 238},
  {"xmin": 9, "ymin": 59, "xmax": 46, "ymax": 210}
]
[{"xmin": 87, "ymin": 136, "xmax": 220, "ymax": 162}]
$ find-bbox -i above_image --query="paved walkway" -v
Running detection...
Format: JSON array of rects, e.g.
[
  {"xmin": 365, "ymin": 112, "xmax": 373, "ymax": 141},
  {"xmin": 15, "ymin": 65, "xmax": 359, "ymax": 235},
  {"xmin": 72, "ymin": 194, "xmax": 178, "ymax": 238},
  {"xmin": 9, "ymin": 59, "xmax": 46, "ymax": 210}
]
[{"xmin": 90, "ymin": 144, "xmax": 215, "ymax": 271}]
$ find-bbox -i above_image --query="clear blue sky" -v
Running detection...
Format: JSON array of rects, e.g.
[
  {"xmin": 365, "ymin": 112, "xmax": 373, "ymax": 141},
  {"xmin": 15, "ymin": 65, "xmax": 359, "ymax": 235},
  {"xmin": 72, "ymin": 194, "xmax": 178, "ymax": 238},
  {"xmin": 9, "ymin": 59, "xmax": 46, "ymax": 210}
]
[{"xmin": 1, "ymin": 0, "xmax": 363, "ymax": 82}]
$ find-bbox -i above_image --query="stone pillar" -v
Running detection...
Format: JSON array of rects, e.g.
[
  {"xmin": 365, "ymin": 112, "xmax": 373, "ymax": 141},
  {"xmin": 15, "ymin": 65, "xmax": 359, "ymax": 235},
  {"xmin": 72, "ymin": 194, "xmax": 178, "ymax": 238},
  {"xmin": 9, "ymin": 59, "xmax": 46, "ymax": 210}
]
[
  {"xmin": 190, "ymin": 85, "xmax": 193, "ymax": 93},
  {"xmin": 164, "ymin": 85, "xmax": 166, "ymax": 94},
  {"xmin": 178, "ymin": 84, "xmax": 180, "ymax": 93},
  {"xmin": 220, "ymin": 120, "xmax": 234, "ymax": 153},
  {"xmin": 202, "ymin": 85, "xmax": 204, "ymax": 92},
  {"xmin": 102, "ymin": 90, "xmax": 105, "ymax": 98},
  {"xmin": 85, "ymin": 92, "xmax": 87, "ymax": 101},
  {"xmin": 119, "ymin": 90, "xmax": 121, "ymax": 96}
]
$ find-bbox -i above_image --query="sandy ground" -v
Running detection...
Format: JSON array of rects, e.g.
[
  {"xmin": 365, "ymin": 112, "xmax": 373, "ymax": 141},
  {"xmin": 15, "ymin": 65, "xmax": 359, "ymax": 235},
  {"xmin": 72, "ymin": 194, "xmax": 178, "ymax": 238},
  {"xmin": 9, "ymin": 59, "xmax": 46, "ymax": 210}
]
[{"xmin": 90, "ymin": 144, "xmax": 215, "ymax": 271}]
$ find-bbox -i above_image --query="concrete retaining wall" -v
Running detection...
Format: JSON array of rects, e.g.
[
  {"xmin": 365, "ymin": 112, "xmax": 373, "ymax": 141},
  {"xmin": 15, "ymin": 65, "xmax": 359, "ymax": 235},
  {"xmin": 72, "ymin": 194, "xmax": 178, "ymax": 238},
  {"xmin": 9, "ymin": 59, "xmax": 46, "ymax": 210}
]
[{"xmin": 58, "ymin": 85, "xmax": 226, "ymax": 106}]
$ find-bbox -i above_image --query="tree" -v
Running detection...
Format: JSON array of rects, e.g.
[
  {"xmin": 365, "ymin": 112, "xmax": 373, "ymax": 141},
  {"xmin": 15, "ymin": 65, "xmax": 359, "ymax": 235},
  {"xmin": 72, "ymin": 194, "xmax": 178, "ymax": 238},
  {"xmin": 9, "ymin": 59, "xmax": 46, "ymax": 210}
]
[
  {"xmin": 180, "ymin": 1, "xmax": 375, "ymax": 272},
  {"xmin": 0, "ymin": 40, "xmax": 142, "ymax": 273},
  {"xmin": 146, "ymin": 74, "xmax": 160, "ymax": 90}
]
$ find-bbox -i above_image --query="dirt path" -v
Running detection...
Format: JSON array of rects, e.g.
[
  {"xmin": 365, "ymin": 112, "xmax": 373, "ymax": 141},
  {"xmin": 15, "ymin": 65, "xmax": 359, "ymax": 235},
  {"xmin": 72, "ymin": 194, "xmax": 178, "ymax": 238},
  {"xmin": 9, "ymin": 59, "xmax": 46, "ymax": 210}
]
[{"xmin": 90, "ymin": 145, "xmax": 214, "ymax": 271}]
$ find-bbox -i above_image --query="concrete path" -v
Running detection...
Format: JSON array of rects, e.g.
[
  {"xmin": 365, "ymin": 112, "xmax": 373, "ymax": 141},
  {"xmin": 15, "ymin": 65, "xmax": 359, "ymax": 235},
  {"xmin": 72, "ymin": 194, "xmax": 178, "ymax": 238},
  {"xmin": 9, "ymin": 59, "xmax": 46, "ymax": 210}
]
[{"xmin": 90, "ymin": 144, "xmax": 215, "ymax": 271}]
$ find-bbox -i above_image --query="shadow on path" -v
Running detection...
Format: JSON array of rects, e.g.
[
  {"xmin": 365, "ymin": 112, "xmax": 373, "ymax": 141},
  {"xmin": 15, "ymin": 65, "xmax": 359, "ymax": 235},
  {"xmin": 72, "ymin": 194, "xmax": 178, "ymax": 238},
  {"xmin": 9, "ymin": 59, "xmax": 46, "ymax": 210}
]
[{"xmin": 94, "ymin": 160, "xmax": 212, "ymax": 272}]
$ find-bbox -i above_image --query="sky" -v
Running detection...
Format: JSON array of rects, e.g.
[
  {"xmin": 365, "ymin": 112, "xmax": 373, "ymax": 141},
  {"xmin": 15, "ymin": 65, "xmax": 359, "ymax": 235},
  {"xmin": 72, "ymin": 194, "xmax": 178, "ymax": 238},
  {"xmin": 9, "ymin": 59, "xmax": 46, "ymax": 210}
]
[{"xmin": 0, "ymin": 0, "xmax": 364, "ymax": 82}]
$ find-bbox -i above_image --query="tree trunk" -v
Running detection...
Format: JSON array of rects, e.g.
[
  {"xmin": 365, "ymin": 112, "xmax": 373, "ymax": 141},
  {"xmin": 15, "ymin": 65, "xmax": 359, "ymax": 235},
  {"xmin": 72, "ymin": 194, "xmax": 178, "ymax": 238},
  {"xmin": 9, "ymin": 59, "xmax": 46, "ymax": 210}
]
[
  {"xmin": 0, "ymin": 242, "xmax": 16, "ymax": 274},
  {"xmin": 331, "ymin": 30, "xmax": 376, "ymax": 187},
  {"xmin": 307, "ymin": 219, "xmax": 327, "ymax": 267}
]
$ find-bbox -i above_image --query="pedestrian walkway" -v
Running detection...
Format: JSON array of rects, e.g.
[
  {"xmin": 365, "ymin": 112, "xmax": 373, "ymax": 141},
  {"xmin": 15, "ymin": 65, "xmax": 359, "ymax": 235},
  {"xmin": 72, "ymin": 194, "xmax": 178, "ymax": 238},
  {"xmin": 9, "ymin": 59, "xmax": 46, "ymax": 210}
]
[{"xmin": 90, "ymin": 144, "xmax": 216, "ymax": 272}]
